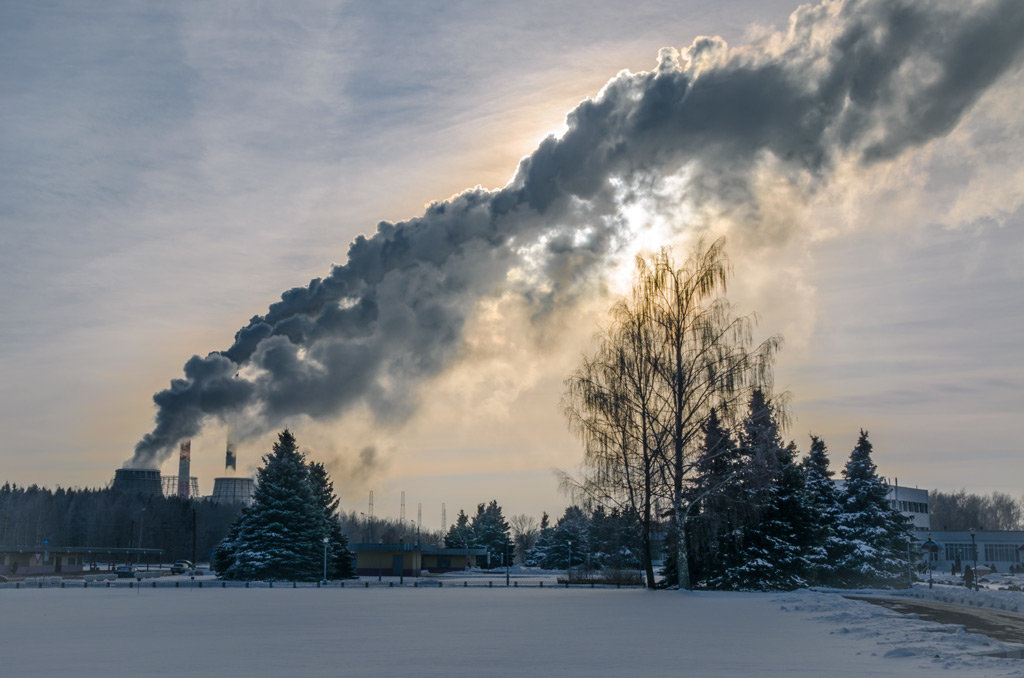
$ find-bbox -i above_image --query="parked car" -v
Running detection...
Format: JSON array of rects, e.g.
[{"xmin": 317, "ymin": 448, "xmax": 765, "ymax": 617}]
[
  {"xmin": 169, "ymin": 560, "xmax": 193, "ymax": 575},
  {"xmin": 115, "ymin": 566, "xmax": 137, "ymax": 579}
]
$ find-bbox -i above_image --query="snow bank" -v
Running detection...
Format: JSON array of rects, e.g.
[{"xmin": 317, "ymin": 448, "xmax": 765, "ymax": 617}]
[
  {"xmin": 774, "ymin": 589, "xmax": 1022, "ymax": 674},
  {"xmin": 892, "ymin": 581, "xmax": 1024, "ymax": 614}
]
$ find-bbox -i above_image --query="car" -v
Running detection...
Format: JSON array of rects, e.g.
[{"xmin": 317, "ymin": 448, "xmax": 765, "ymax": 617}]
[
  {"xmin": 169, "ymin": 560, "xmax": 193, "ymax": 575},
  {"xmin": 115, "ymin": 566, "xmax": 137, "ymax": 579}
]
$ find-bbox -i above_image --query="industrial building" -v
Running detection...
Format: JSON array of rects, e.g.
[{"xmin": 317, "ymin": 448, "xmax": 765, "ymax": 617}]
[
  {"xmin": 110, "ymin": 439, "xmax": 254, "ymax": 506},
  {"xmin": 351, "ymin": 543, "xmax": 488, "ymax": 577}
]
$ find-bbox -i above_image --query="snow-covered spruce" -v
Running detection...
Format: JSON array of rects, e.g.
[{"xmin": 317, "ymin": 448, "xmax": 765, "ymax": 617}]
[{"xmin": 214, "ymin": 430, "xmax": 353, "ymax": 581}]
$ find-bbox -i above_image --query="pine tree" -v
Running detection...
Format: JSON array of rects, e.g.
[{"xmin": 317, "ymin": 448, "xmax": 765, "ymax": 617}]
[
  {"xmin": 307, "ymin": 461, "xmax": 355, "ymax": 579},
  {"xmin": 715, "ymin": 391, "xmax": 811, "ymax": 590},
  {"xmin": 444, "ymin": 510, "xmax": 474, "ymax": 550},
  {"xmin": 217, "ymin": 430, "xmax": 323, "ymax": 581},
  {"xmin": 800, "ymin": 435, "xmax": 843, "ymax": 586},
  {"xmin": 685, "ymin": 407, "xmax": 742, "ymax": 587},
  {"xmin": 470, "ymin": 501, "xmax": 512, "ymax": 568},
  {"xmin": 524, "ymin": 512, "xmax": 553, "ymax": 567},
  {"xmin": 589, "ymin": 507, "xmax": 642, "ymax": 570},
  {"xmin": 542, "ymin": 506, "xmax": 590, "ymax": 570},
  {"xmin": 834, "ymin": 430, "xmax": 909, "ymax": 587}
]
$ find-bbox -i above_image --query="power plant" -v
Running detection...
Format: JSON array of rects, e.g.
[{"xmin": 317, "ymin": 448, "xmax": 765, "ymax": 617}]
[{"xmin": 111, "ymin": 439, "xmax": 252, "ymax": 505}]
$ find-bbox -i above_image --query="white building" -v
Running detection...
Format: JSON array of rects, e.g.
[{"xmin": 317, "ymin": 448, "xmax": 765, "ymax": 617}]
[{"xmin": 887, "ymin": 482, "xmax": 930, "ymax": 531}]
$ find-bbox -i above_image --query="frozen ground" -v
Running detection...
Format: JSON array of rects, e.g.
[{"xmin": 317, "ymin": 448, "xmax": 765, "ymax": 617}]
[{"xmin": 3, "ymin": 586, "xmax": 1023, "ymax": 677}]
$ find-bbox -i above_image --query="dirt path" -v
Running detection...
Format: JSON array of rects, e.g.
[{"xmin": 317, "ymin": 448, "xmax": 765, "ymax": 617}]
[{"xmin": 846, "ymin": 595, "xmax": 1024, "ymax": 648}]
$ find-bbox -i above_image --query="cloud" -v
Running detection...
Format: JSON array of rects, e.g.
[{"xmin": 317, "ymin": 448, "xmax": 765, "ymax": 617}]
[{"xmin": 132, "ymin": 0, "xmax": 1024, "ymax": 467}]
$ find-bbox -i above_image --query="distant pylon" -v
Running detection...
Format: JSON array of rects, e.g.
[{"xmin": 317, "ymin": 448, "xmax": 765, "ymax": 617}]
[
  {"xmin": 400, "ymin": 491, "xmax": 406, "ymax": 524},
  {"xmin": 442, "ymin": 503, "xmax": 446, "ymax": 532}
]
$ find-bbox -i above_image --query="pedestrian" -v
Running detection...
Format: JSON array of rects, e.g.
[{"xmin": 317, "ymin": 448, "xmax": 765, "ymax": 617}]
[{"xmin": 964, "ymin": 565, "xmax": 974, "ymax": 589}]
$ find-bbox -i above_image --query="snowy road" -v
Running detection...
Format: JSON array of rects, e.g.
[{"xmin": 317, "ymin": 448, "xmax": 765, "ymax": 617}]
[
  {"xmin": 846, "ymin": 595, "xmax": 1024, "ymax": 647},
  {"xmin": 2, "ymin": 587, "xmax": 1022, "ymax": 677}
]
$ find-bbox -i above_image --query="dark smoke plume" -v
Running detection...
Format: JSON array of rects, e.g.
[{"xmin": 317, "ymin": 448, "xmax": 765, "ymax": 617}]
[{"xmin": 132, "ymin": 0, "xmax": 1024, "ymax": 467}]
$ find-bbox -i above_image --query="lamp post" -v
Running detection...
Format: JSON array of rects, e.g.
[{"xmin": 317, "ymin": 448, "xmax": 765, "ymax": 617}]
[
  {"xmin": 322, "ymin": 536, "xmax": 329, "ymax": 584},
  {"xmin": 922, "ymin": 536, "xmax": 938, "ymax": 589},
  {"xmin": 567, "ymin": 540, "xmax": 573, "ymax": 585},
  {"xmin": 970, "ymin": 528, "xmax": 978, "ymax": 591},
  {"xmin": 906, "ymin": 536, "xmax": 913, "ymax": 587}
]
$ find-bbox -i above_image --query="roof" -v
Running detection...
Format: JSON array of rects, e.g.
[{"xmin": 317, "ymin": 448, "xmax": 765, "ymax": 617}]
[
  {"xmin": 0, "ymin": 545, "xmax": 163, "ymax": 555},
  {"xmin": 350, "ymin": 543, "xmax": 487, "ymax": 555}
]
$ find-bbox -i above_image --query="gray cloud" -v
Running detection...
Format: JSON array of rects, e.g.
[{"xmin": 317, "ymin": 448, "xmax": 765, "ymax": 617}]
[{"xmin": 132, "ymin": 0, "xmax": 1024, "ymax": 467}]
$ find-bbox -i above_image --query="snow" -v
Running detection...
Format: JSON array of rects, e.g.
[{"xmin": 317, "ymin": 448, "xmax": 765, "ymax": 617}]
[
  {"xmin": 2, "ymin": 584, "xmax": 1022, "ymax": 676},
  {"xmin": 891, "ymin": 577, "xmax": 1024, "ymax": 615}
]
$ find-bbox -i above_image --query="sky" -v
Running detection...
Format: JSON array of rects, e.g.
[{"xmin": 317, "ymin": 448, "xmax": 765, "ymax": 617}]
[{"xmin": 2, "ymin": 0, "xmax": 1022, "ymax": 531}]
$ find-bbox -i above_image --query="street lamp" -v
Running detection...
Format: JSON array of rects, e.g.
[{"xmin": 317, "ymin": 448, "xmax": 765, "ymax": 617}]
[
  {"xmin": 922, "ymin": 535, "xmax": 939, "ymax": 589},
  {"xmin": 970, "ymin": 528, "xmax": 978, "ymax": 591},
  {"xmin": 567, "ymin": 540, "xmax": 573, "ymax": 585},
  {"xmin": 322, "ymin": 536, "xmax": 329, "ymax": 584}
]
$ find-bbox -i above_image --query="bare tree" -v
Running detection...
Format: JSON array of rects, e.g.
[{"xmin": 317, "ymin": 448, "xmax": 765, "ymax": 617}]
[
  {"xmin": 563, "ymin": 239, "xmax": 779, "ymax": 589},
  {"xmin": 508, "ymin": 513, "xmax": 539, "ymax": 564},
  {"xmin": 564, "ymin": 276, "xmax": 668, "ymax": 588},
  {"xmin": 643, "ymin": 240, "xmax": 780, "ymax": 589},
  {"xmin": 930, "ymin": 490, "xmax": 1023, "ymax": 531}
]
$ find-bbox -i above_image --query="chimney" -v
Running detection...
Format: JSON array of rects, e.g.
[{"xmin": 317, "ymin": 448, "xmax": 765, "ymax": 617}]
[
  {"xmin": 225, "ymin": 439, "xmax": 237, "ymax": 473},
  {"xmin": 177, "ymin": 441, "xmax": 191, "ymax": 499}
]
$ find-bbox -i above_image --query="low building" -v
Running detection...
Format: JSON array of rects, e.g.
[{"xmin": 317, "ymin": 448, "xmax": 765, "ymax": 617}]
[
  {"xmin": 350, "ymin": 543, "xmax": 488, "ymax": 577},
  {"xmin": 0, "ymin": 546, "xmax": 163, "ymax": 577},
  {"xmin": 917, "ymin": 530, "xmax": 1024, "ymax": 573}
]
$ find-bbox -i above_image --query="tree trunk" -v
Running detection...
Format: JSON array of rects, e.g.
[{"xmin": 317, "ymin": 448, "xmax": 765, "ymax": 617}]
[{"xmin": 676, "ymin": 509, "xmax": 690, "ymax": 590}]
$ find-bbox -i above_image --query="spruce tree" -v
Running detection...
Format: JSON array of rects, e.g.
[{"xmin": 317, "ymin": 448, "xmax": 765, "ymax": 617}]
[
  {"xmin": 308, "ymin": 461, "xmax": 355, "ymax": 579},
  {"xmin": 800, "ymin": 435, "xmax": 843, "ymax": 586},
  {"xmin": 542, "ymin": 506, "xmax": 590, "ymax": 570},
  {"xmin": 470, "ymin": 501, "xmax": 513, "ymax": 568},
  {"xmin": 834, "ymin": 430, "xmax": 909, "ymax": 587},
  {"xmin": 217, "ymin": 430, "xmax": 323, "ymax": 581},
  {"xmin": 444, "ymin": 510, "xmax": 474, "ymax": 550},
  {"xmin": 716, "ymin": 391, "xmax": 811, "ymax": 590},
  {"xmin": 525, "ymin": 512, "xmax": 553, "ymax": 567},
  {"xmin": 686, "ymin": 408, "xmax": 742, "ymax": 587}
]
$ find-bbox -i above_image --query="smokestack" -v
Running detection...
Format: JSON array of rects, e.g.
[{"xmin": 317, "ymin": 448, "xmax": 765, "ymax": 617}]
[
  {"xmin": 225, "ymin": 439, "xmax": 237, "ymax": 473},
  {"xmin": 177, "ymin": 441, "xmax": 191, "ymax": 499}
]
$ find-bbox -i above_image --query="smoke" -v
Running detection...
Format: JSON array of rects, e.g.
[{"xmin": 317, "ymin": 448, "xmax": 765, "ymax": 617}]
[{"xmin": 131, "ymin": 0, "xmax": 1024, "ymax": 468}]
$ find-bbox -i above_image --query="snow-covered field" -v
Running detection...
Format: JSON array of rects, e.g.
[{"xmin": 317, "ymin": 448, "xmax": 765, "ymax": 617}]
[{"xmin": 3, "ymin": 585, "xmax": 1023, "ymax": 677}]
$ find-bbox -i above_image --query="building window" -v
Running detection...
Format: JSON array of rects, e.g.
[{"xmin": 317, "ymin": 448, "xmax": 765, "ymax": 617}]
[
  {"xmin": 984, "ymin": 544, "xmax": 1020, "ymax": 563},
  {"xmin": 944, "ymin": 544, "xmax": 976, "ymax": 561}
]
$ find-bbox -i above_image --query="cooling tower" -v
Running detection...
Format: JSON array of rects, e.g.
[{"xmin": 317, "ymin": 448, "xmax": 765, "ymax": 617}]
[
  {"xmin": 211, "ymin": 477, "xmax": 255, "ymax": 505},
  {"xmin": 112, "ymin": 468, "xmax": 163, "ymax": 497}
]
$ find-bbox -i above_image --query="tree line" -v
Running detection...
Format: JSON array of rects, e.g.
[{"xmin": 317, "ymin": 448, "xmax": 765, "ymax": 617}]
[
  {"xmin": 929, "ymin": 489, "xmax": 1024, "ymax": 531},
  {"xmin": 0, "ymin": 482, "xmax": 242, "ymax": 564}
]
